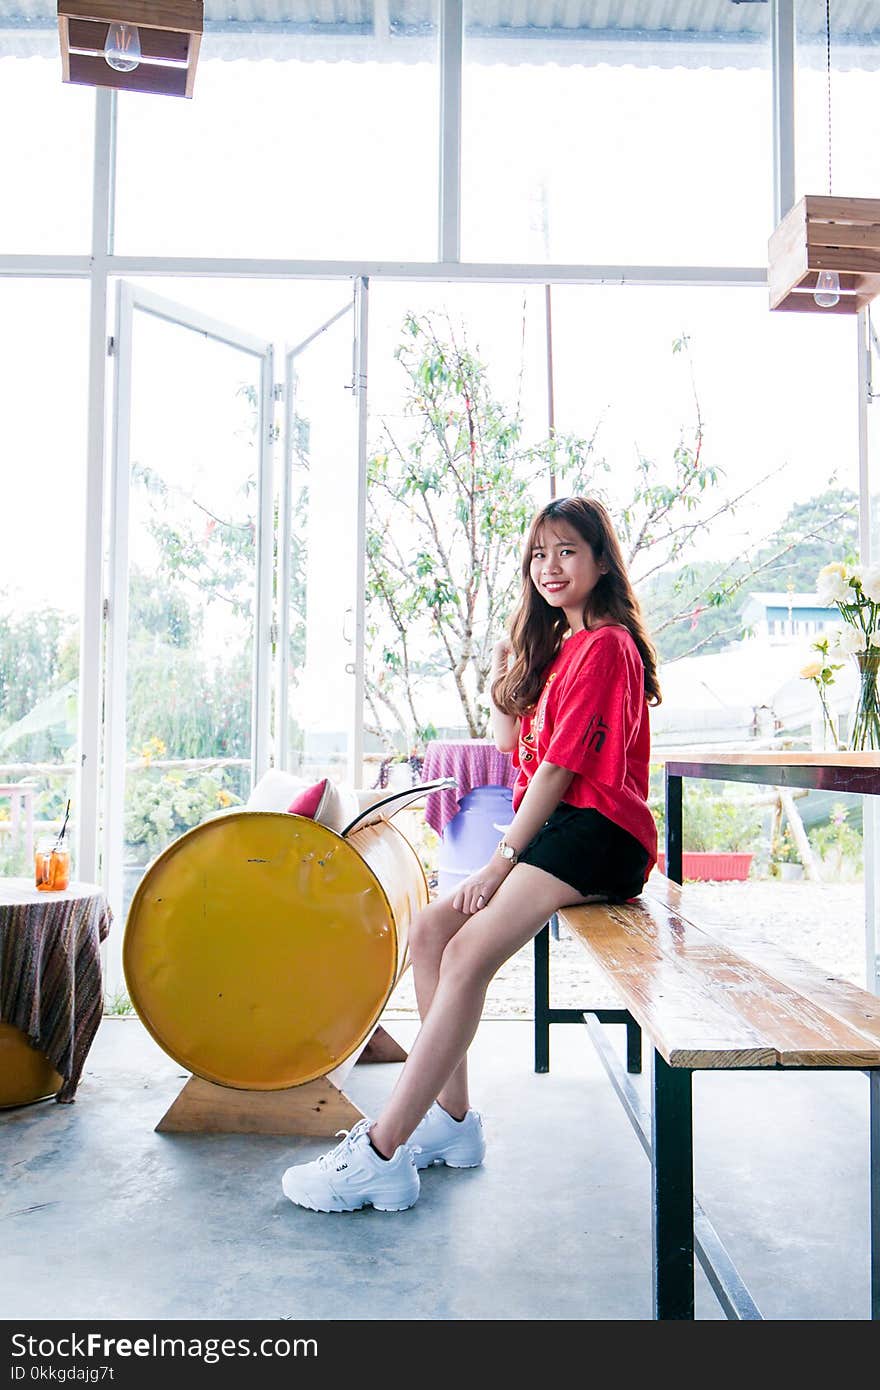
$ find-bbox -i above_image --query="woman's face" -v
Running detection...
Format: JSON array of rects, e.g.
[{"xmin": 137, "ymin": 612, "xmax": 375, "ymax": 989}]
[{"xmin": 529, "ymin": 522, "xmax": 606, "ymax": 631}]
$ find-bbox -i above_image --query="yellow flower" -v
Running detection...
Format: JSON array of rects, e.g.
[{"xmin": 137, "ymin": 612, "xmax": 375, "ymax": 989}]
[
  {"xmin": 799, "ymin": 659, "xmax": 823, "ymax": 680},
  {"xmin": 140, "ymin": 735, "xmax": 167, "ymax": 766},
  {"xmin": 217, "ymin": 789, "xmax": 233, "ymax": 807}
]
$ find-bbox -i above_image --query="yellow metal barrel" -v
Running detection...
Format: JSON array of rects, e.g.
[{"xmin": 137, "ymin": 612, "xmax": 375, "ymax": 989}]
[
  {"xmin": 123, "ymin": 811, "xmax": 426, "ymax": 1090},
  {"xmin": 0, "ymin": 1022, "xmax": 63, "ymax": 1108}
]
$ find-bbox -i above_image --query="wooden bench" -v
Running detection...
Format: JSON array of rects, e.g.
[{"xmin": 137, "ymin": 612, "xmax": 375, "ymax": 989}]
[{"xmin": 533, "ymin": 872, "xmax": 880, "ymax": 1320}]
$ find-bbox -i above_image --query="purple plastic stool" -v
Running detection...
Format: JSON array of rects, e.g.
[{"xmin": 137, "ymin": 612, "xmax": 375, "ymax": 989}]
[{"xmin": 437, "ymin": 785, "xmax": 514, "ymax": 899}]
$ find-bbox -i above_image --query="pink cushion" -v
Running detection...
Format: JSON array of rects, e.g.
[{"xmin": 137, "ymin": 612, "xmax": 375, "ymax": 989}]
[{"xmin": 286, "ymin": 779, "xmax": 327, "ymax": 819}]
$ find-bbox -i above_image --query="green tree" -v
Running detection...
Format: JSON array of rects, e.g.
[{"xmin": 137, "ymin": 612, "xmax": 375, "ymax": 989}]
[
  {"xmin": 0, "ymin": 600, "xmax": 76, "ymax": 762},
  {"xmin": 365, "ymin": 312, "xmax": 603, "ymax": 747},
  {"xmin": 0, "ymin": 602, "xmax": 68, "ymax": 725},
  {"xmin": 643, "ymin": 487, "xmax": 859, "ymax": 662},
  {"xmin": 129, "ymin": 567, "xmax": 199, "ymax": 649}
]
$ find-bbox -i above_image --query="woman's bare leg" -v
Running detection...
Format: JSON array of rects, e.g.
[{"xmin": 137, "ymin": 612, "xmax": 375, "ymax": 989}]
[
  {"xmin": 408, "ymin": 893, "xmax": 472, "ymax": 1119},
  {"xmin": 370, "ymin": 864, "xmax": 589, "ymax": 1157}
]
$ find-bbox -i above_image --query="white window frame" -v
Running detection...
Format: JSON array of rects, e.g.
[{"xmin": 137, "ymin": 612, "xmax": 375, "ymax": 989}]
[{"xmin": 103, "ymin": 281, "xmax": 274, "ymax": 965}]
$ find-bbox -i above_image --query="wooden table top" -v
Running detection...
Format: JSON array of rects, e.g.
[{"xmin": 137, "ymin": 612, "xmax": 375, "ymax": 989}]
[
  {"xmin": 658, "ymin": 749, "xmax": 880, "ymax": 795},
  {"xmin": 658, "ymin": 750, "xmax": 880, "ymax": 768},
  {"xmin": 559, "ymin": 878, "xmax": 880, "ymax": 1070}
]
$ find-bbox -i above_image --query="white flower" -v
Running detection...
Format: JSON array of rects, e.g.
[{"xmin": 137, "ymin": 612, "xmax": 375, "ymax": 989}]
[
  {"xmin": 861, "ymin": 565, "xmax": 880, "ymax": 604},
  {"xmin": 869, "ymin": 631, "xmax": 880, "ymax": 649},
  {"xmin": 834, "ymin": 625, "xmax": 867, "ymax": 656},
  {"xmin": 818, "ymin": 570, "xmax": 851, "ymax": 605},
  {"xmin": 818, "ymin": 561, "xmax": 847, "ymax": 583}
]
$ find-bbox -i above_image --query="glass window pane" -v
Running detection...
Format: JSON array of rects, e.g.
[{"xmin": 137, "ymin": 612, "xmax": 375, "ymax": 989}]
[
  {"xmin": 119, "ymin": 304, "xmax": 263, "ymax": 915},
  {"xmin": 795, "ymin": 1, "xmax": 880, "ymax": 201},
  {"xmin": 0, "ymin": 42, "xmax": 94, "ymax": 252},
  {"xmin": 114, "ymin": 11, "xmax": 439, "ymax": 259},
  {"xmin": 548, "ymin": 283, "xmax": 859, "ymax": 757},
  {"xmin": 462, "ymin": 5, "xmax": 772, "ymax": 266},
  {"xmin": 366, "ymin": 282, "xmax": 859, "ymax": 754},
  {"xmin": 365, "ymin": 282, "xmax": 570, "ymax": 778},
  {"xmin": 0, "ymin": 280, "xmax": 89, "ymax": 875}
]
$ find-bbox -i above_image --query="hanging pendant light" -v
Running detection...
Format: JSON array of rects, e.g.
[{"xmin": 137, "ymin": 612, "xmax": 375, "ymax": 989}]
[
  {"xmin": 57, "ymin": 2, "xmax": 203, "ymax": 99},
  {"xmin": 768, "ymin": 1, "xmax": 880, "ymax": 314}
]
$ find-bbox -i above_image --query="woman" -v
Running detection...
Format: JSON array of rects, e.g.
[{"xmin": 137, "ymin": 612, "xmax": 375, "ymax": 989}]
[{"xmin": 281, "ymin": 496, "xmax": 660, "ymax": 1212}]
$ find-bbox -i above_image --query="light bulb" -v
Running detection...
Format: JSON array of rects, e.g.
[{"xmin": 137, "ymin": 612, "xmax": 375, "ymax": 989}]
[
  {"xmin": 814, "ymin": 269, "xmax": 840, "ymax": 308},
  {"xmin": 104, "ymin": 22, "xmax": 141, "ymax": 72}
]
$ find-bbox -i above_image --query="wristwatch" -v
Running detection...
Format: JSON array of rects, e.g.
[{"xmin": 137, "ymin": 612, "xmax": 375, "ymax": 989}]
[{"xmin": 496, "ymin": 839, "xmax": 519, "ymax": 865}]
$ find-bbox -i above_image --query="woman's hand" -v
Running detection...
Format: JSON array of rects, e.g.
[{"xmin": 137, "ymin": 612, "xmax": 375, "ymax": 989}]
[
  {"xmin": 452, "ymin": 857, "xmax": 515, "ymax": 916},
  {"xmin": 492, "ymin": 635, "xmax": 513, "ymax": 675}
]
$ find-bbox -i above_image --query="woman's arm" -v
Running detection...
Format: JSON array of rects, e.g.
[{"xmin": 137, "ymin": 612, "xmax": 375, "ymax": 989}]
[
  {"xmin": 489, "ymin": 636, "xmax": 519, "ymax": 753},
  {"xmin": 497, "ymin": 759, "xmax": 573, "ymax": 855},
  {"xmin": 452, "ymin": 760, "xmax": 573, "ymax": 915}
]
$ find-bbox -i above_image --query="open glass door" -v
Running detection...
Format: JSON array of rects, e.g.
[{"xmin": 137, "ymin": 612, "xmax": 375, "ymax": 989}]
[
  {"xmin": 277, "ymin": 286, "xmax": 364, "ymax": 786},
  {"xmin": 104, "ymin": 283, "xmax": 274, "ymax": 970}
]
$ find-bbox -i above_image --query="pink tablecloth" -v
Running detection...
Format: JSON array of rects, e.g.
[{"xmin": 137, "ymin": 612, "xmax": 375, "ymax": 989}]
[{"xmin": 421, "ymin": 740, "xmax": 517, "ymax": 834}]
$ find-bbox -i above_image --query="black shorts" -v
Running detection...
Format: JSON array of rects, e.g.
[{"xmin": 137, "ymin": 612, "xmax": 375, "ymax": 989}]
[{"xmin": 517, "ymin": 803, "xmax": 650, "ymax": 902}]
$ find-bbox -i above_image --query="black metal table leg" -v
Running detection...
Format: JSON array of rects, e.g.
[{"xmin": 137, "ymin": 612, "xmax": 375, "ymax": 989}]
[
  {"xmin": 652, "ymin": 1048, "xmax": 694, "ymax": 1319},
  {"xmin": 627, "ymin": 1017, "xmax": 642, "ymax": 1074},
  {"xmin": 871, "ymin": 1069, "xmax": 879, "ymax": 1320},
  {"xmin": 534, "ymin": 921, "xmax": 550, "ymax": 1073},
  {"xmin": 665, "ymin": 768, "xmax": 683, "ymax": 885}
]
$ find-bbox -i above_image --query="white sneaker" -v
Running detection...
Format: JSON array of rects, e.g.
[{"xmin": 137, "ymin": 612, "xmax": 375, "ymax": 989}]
[
  {"xmin": 281, "ymin": 1118, "xmax": 420, "ymax": 1213},
  {"xmin": 410, "ymin": 1103, "xmax": 486, "ymax": 1170}
]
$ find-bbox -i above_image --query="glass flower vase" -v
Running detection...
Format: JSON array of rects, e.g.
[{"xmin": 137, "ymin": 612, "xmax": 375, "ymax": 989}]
[{"xmin": 850, "ymin": 650, "xmax": 880, "ymax": 751}]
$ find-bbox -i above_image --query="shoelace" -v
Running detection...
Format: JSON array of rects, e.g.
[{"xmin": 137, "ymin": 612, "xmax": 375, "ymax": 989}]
[{"xmin": 316, "ymin": 1121, "xmax": 369, "ymax": 1172}]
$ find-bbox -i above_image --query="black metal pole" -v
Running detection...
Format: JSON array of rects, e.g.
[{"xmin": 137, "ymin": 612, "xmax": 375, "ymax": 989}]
[
  {"xmin": 534, "ymin": 921, "xmax": 550, "ymax": 1073},
  {"xmin": 665, "ymin": 767, "xmax": 684, "ymax": 885},
  {"xmin": 871, "ymin": 1069, "xmax": 879, "ymax": 1320}
]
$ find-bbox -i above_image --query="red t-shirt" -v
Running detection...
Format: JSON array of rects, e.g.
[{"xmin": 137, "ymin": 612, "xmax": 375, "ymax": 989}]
[{"xmin": 511, "ymin": 625, "xmax": 657, "ymax": 874}]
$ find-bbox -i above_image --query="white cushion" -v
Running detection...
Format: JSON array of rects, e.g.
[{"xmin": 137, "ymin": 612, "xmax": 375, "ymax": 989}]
[{"xmin": 246, "ymin": 769, "xmax": 309, "ymax": 812}]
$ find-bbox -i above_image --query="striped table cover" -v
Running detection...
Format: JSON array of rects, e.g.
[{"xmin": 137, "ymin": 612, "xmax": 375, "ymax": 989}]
[{"xmin": 0, "ymin": 879, "xmax": 112, "ymax": 1102}]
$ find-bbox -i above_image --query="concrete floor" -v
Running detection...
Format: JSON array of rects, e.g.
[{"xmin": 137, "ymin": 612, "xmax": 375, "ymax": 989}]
[{"xmin": 0, "ymin": 1015, "xmax": 873, "ymax": 1321}]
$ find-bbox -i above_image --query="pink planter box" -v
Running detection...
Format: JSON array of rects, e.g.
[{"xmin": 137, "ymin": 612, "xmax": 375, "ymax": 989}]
[{"xmin": 656, "ymin": 851, "xmax": 753, "ymax": 882}]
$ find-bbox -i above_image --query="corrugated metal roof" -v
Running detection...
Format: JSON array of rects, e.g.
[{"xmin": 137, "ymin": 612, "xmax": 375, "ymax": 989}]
[
  {"xmin": 3, "ymin": 0, "xmax": 878, "ymax": 33},
  {"xmin": 3, "ymin": 1, "xmax": 877, "ymax": 64}
]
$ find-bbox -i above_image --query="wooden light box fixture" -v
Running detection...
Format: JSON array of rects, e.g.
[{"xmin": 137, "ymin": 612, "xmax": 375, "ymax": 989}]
[
  {"xmin": 768, "ymin": 195, "xmax": 880, "ymax": 315},
  {"xmin": 57, "ymin": 1, "xmax": 203, "ymax": 99}
]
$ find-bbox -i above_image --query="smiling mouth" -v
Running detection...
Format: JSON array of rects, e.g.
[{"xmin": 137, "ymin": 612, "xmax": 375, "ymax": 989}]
[{"xmin": 543, "ymin": 582, "xmax": 568, "ymax": 592}]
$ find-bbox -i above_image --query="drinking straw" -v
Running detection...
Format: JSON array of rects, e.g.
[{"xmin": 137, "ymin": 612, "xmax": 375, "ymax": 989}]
[{"xmin": 53, "ymin": 799, "xmax": 71, "ymax": 851}]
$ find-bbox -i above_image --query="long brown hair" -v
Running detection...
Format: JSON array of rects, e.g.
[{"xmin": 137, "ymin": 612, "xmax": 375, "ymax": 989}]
[{"xmin": 492, "ymin": 496, "xmax": 662, "ymax": 714}]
